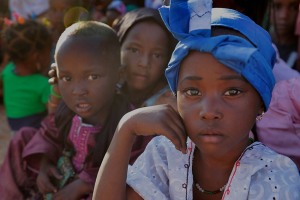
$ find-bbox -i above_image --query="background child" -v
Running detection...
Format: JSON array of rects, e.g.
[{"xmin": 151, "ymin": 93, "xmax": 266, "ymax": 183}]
[
  {"xmin": 93, "ymin": 1, "xmax": 300, "ymax": 199},
  {"xmin": 113, "ymin": 7, "xmax": 177, "ymax": 163},
  {"xmin": 268, "ymin": 0, "xmax": 299, "ymax": 70},
  {"xmin": 1, "ymin": 19, "xmax": 52, "ymax": 132},
  {"xmin": 114, "ymin": 7, "xmax": 176, "ymax": 109},
  {"xmin": 0, "ymin": 20, "xmax": 130, "ymax": 199}
]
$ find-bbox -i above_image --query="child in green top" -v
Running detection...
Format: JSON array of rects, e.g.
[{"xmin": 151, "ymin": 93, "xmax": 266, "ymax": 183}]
[{"xmin": 1, "ymin": 19, "xmax": 52, "ymax": 131}]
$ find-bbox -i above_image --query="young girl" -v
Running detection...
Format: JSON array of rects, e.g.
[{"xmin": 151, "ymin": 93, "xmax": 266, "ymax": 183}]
[
  {"xmin": 114, "ymin": 7, "xmax": 177, "ymax": 163},
  {"xmin": 93, "ymin": 1, "xmax": 300, "ymax": 200},
  {"xmin": 0, "ymin": 20, "xmax": 130, "ymax": 199},
  {"xmin": 114, "ymin": 7, "xmax": 176, "ymax": 109},
  {"xmin": 1, "ymin": 19, "xmax": 52, "ymax": 131}
]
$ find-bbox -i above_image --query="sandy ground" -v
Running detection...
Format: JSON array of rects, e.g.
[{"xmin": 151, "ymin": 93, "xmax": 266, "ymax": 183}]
[{"xmin": 0, "ymin": 104, "xmax": 11, "ymax": 165}]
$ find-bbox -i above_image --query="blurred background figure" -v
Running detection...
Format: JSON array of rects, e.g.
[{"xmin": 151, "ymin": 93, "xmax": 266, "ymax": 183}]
[
  {"xmin": 268, "ymin": 0, "xmax": 299, "ymax": 70},
  {"xmin": 100, "ymin": 0, "xmax": 126, "ymax": 26},
  {"xmin": 1, "ymin": 20, "xmax": 52, "ymax": 132}
]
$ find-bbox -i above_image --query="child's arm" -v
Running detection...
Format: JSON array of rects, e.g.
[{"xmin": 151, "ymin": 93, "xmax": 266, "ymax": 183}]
[
  {"xmin": 93, "ymin": 104, "xmax": 187, "ymax": 200},
  {"xmin": 52, "ymin": 178, "xmax": 93, "ymax": 199}
]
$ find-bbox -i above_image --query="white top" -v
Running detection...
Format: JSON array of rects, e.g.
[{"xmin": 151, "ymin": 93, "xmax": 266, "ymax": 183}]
[{"xmin": 127, "ymin": 136, "xmax": 300, "ymax": 200}]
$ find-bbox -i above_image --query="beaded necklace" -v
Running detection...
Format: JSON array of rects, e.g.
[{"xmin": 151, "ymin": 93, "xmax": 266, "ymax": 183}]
[
  {"xmin": 194, "ymin": 182, "xmax": 227, "ymax": 195},
  {"xmin": 193, "ymin": 138, "xmax": 254, "ymax": 195}
]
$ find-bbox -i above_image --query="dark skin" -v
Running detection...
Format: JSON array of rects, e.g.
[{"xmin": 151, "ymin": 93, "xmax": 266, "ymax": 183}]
[
  {"xmin": 120, "ymin": 20, "xmax": 170, "ymax": 107},
  {"xmin": 92, "ymin": 51, "xmax": 264, "ymax": 200},
  {"xmin": 38, "ymin": 36, "xmax": 119, "ymax": 199},
  {"xmin": 50, "ymin": 20, "xmax": 172, "ymax": 108}
]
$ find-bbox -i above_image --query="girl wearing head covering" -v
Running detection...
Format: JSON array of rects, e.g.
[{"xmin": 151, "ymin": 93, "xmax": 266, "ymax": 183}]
[
  {"xmin": 113, "ymin": 7, "xmax": 177, "ymax": 163},
  {"xmin": 113, "ymin": 7, "xmax": 176, "ymax": 109},
  {"xmin": 93, "ymin": 0, "xmax": 300, "ymax": 199}
]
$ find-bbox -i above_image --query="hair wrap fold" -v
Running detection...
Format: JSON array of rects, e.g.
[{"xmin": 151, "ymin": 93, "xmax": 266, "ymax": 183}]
[{"xmin": 159, "ymin": 0, "xmax": 275, "ymax": 110}]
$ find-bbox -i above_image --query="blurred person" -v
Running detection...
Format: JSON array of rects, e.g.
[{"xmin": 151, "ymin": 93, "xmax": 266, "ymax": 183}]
[
  {"xmin": 269, "ymin": 0, "xmax": 299, "ymax": 70},
  {"xmin": 1, "ymin": 19, "xmax": 52, "ymax": 132},
  {"xmin": 101, "ymin": 0, "xmax": 126, "ymax": 26}
]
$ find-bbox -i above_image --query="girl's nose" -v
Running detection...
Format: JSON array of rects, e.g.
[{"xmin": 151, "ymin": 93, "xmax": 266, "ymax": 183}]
[
  {"xmin": 72, "ymin": 82, "xmax": 88, "ymax": 96},
  {"xmin": 198, "ymin": 95, "xmax": 223, "ymax": 120},
  {"xmin": 138, "ymin": 53, "xmax": 150, "ymax": 68}
]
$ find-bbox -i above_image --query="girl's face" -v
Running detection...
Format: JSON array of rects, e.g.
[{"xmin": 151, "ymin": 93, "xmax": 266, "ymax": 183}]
[
  {"xmin": 270, "ymin": 0, "xmax": 298, "ymax": 37},
  {"xmin": 56, "ymin": 37, "xmax": 118, "ymax": 125},
  {"xmin": 120, "ymin": 20, "xmax": 170, "ymax": 93},
  {"xmin": 177, "ymin": 51, "xmax": 263, "ymax": 156}
]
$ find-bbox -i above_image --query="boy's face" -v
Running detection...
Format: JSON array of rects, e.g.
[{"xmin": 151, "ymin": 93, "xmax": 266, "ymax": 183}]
[
  {"xmin": 56, "ymin": 37, "xmax": 118, "ymax": 125},
  {"xmin": 177, "ymin": 51, "xmax": 263, "ymax": 156},
  {"xmin": 270, "ymin": 0, "xmax": 298, "ymax": 37},
  {"xmin": 120, "ymin": 20, "xmax": 170, "ymax": 94}
]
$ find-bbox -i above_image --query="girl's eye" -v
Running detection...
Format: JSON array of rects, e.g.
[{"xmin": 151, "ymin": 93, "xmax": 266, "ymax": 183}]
[
  {"xmin": 224, "ymin": 89, "xmax": 241, "ymax": 96},
  {"xmin": 88, "ymin": 74, "xmax": 100, "ymax": 80},
  {"xmin": 128, "ymin": 47, "xmax": 139, "ymax": 53},
  {"xmin": 185, "ymin": 88, "xmax": 201, "ymax": 96},
  {"xmin": 153, "ymin": 53, "xmax": 161, "ymax": 59},
  {"xmin": 61, "ymin": 76, "xmax": 71, "ymax": 82}
]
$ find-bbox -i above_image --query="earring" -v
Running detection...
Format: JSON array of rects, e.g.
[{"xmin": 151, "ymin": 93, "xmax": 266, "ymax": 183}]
[{"xmin": 256, "ymin": 111, "xmax": 265, "ymax": 121}]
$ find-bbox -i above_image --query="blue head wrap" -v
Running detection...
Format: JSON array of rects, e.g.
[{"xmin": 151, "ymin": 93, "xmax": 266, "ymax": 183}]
[{"xmin": 159, "ymin": 0, "xmax": 276, "ymax": 110}]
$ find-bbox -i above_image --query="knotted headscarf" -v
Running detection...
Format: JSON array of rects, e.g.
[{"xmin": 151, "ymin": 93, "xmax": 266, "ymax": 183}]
[{"xmin": 159, "ymin": 0, "xmax": 276, "ymax": 110}]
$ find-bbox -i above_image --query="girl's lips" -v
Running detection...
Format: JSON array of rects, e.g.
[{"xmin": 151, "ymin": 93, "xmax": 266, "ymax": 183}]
[
  {"xmin": 199, "ymin": 134, "xmax": 224, "ymax": 143},
  {"xmin": 75, "ymin": 103, "xmax": 91, "ymax": 113},
  {"xmin": 198, "ymin": 129, "xmax": 224, "ymax": 143}
]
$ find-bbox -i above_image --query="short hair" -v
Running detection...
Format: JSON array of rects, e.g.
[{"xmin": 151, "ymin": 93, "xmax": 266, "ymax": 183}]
[{"xmin": 55, "ymin": 21, "xmax": 121, "ymax": 68}]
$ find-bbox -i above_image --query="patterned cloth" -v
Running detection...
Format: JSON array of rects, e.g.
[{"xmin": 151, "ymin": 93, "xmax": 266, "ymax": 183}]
[
  {"xmin": 256, "ymin": 78, "xmax": 300, "ymax": 169},
  {"xmin": 127, "ymin": 136, "xmax": 300, "ymax": 200},
  {"xmin": 68, "ymin": 115, "xmax": 101, "ymax": 172}
]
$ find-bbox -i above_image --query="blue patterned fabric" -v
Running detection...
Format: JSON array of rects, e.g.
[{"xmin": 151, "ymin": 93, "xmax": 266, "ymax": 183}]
[{"xmin": 159, "ymin": 0, "xmax": 276, "ymax": 110}]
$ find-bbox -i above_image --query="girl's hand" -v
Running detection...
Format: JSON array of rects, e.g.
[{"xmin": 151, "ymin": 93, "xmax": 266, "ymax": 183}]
[
  {"xmin": 48, "ymin": 63, "xmax": 58, "ymax": 85},
  {"xmin": 37, "ymin": 157, "xmax": 63, "ymax": 194},
  {"xmin": 119, "ymin": 104, "xmax": 187, "ymax": 153},
  {"xmin": 93, "ymin": 104, "xmax": 186, "ymax": 200},
  {"xmin": 52, "ymin": 178, "xmax": 92, "ymax": 200},
  {"xmin": 47, "ymin": 63, "xmax": 61, "ymax": 114}
]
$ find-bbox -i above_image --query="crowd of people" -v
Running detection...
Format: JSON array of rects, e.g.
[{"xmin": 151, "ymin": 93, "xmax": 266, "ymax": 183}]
[{"xmin": 0, "ymin": 0, "xmax": 299, "ymax": 199}]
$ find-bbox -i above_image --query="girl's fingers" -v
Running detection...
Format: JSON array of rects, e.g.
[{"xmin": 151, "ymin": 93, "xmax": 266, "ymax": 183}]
[
  {"xmin": 48, "ymin": 77, "xmax": 56, "ymax": 84},
  {"xmin": 50, "ymin": 167, "xmax": 63, "ymax": 180},
  {"xmin": 48, "ymin": 68, "xmax": 56, "ymax": 77},
  {"xmin": 131, "ymin": 105, "xmax": 187, "ymax": 153}
]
